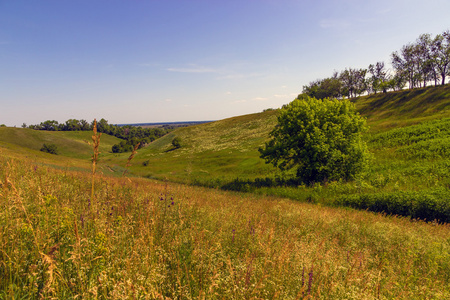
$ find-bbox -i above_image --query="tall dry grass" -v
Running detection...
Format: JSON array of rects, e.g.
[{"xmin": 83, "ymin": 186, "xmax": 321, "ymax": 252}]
[
  {"xmin": 90, "ymin": 119, "xmax": 102, "ymax": 206},
  {"xmin": 123, "ymin": 142, "xmax": 140, "ymax": 177},
  {"xmin": 1, "ymin": 154, "xmax": 449, "ymax": 299}
]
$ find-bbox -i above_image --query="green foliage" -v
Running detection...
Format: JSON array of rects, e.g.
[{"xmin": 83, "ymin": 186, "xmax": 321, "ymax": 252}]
[
  {"xmin": 337, "ymin": 188, "xmax": 450, "ymax": 222},
  {"xmin": 171, "ymin": 137, "xmax": 182, "ymax": 149},
  {"xmin": 369, "ymin": 117, "xmax": 450, "ymax": 159},
  {"xmin": 302, "ymin": 75, "xmax": 343, "ymax": 99},
  {"xmin": 111, "ymin": 140, "xmax": 134, "ymax": 153},
  {"xmin": 40, "ymin": 143, "xmax": 58, "ymax": 155},
  {"xmin": 259, "ymin": 96, "xmax": 370, "ymax": 183},
  {"xmin": 369, "ymin": 117, "xmax": 450, "ymax": 148}
]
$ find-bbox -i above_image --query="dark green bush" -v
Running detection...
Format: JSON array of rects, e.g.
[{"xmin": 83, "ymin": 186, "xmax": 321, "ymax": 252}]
[
  {"xmin": 40, "ymin": 143, "xmax": 58, "ymax": 155},
  {"xmin": 171, "ymin": 137, "xmax": 182, "ymax": 149},
  {"xmin": 337, "ymin": 188, "xmax": 450, "ymax": 223}
]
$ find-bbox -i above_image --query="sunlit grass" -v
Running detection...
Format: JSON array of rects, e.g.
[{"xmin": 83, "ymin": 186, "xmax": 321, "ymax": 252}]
[{"xmin": 1, "ymin": 156, "xmax": 449, "ymax": 299}]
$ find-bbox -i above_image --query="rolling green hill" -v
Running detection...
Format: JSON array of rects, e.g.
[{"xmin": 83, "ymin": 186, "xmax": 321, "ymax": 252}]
[
  {"xmin": 0, "ymin": 127, "xmax": 122, "ymax": 171},
  {"xmin": 2, "ymin": 85, "xmax": 450, "ymax": 186},
  {"xmin": 355, "ymin": 84, "xmax": 450, "ymax": 131},
  {"xmin": 119, "ymin": 109, "xmax": 280, "ymax": 184},
  {"xmin": 115, "ymin": 85, "xmax": 450, "ymax": 187}
]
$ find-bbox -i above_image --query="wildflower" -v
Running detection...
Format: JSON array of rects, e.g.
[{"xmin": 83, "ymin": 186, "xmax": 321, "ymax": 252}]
[{"xmin": 307, "ymin": 264, "xmax": 314, "ymax": 295}]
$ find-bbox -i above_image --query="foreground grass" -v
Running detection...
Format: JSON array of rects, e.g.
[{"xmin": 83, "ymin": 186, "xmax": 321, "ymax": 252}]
[{"xmin": 1, "ymin": 156, "xmax": 450, "ymax": 299}]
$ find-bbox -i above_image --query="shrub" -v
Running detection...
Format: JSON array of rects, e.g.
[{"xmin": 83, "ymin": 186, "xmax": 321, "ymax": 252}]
[
  {"xmin": 112, "ymin": 140, "xmax": 134, "ymax": 153},
  {"xmin": 172, "ymin": 137, "xmax": 182, "ymax": 149},
  {"xmin": 40, "ymin": 143, "xmax": 58, "ymax": 155}
]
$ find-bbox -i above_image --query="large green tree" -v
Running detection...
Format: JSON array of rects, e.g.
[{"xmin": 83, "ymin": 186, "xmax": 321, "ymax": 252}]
[{"xmin": 259, "ymin": 96, "xmax": 370, "ymax": 184}]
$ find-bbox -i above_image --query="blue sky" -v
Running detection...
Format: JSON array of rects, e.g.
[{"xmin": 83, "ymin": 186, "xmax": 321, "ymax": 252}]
[{"xmin": 1, "ymin": 0, "xmax": 450, "ymax": 126}]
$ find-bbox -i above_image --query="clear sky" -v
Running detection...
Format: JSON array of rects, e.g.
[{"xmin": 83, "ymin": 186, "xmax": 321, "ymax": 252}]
[{"xmin": 1, "ymin": 0, "xmax": 449, "ymax": 126}]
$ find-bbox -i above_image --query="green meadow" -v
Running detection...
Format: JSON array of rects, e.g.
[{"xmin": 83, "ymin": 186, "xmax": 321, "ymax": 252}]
[{"xmin": 2, "ymin": 84, "xmax": 450, "ymax": 298}]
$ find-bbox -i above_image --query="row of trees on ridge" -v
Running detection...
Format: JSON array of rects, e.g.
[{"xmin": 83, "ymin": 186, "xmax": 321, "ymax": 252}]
[{"xmin": 302, "ymin": 30, "xmax": 450, "ymax": 99}]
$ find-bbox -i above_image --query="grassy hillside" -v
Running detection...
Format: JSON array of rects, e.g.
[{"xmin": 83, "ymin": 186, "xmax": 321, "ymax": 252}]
[
  {"xmin": 113, "ymin": 85, "xmax": 450, "ymax": 186},
  {"xmin": 355, "ymin": 84, "xmax": 450, "ymax": 131},
  {"xmin": 0, "ymin": 127, "xmax": 121, "ymax": 159},
  {"xmin": 1, "ymin": 156, "xmax": 449, "ymax": 299},
  {"xmin": 118, "ymin": 110, "xmax": 280, "ymax": 184},
  {"xmin": 0, "ymin": 127, "xmax": 122, "ymax": 172}
]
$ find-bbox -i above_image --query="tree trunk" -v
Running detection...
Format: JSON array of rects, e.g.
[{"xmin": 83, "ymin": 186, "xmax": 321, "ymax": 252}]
[{"xmin": 441, "ymin": 67, "xmax": 447, "ymax": 85}]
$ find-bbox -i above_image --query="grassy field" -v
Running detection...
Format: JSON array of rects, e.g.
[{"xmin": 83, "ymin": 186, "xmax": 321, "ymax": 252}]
[
  {"xmin": 1, "ymin": 156, "xmax": 450, "ymax": 299},
  {"xmin": 1, "ymin": 84, "xmax": 450, "ymax": 298}
]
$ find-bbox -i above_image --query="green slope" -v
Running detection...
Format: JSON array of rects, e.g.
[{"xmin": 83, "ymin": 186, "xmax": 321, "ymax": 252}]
[
  {"xmin": 0, "ymin": 127, "xmax": 121, "ymax": 159},
  {"xmin": 355, "ymin": 84, "xmax": 450, "ymax": 131},
  {"xmin": 2, "ymin": 84, "xmax": 450, "ymax": 188},
  {"xmin": 120, "ymin": 84, "xmax": 450, "ymax": 187},
  {"xmin": 0, "ymin": 127, "xmax": 122, "ymax": 172},
  {"xmin": 122, "ymin": 110, "xmax": 279, "ymax": 184}
]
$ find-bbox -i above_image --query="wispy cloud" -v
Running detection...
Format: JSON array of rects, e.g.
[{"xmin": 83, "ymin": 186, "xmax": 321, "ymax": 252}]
[{"xmin": 319, "ymin": 19, "xmax": 351, "ymax": 30}]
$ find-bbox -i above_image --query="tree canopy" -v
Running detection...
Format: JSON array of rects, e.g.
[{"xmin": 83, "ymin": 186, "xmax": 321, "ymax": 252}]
[
  {"xmin": 259, "ymin": 96, "xmax": 370, "ymax": 184},
  {"xmin": 302, "ymin": 29, "xmax": 449, "ymax": 100}
]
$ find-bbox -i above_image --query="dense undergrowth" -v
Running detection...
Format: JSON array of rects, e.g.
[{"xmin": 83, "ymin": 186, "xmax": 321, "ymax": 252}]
[{"xmin": 1, "ymin": 156, "xmax": 450, "ymax": 299}]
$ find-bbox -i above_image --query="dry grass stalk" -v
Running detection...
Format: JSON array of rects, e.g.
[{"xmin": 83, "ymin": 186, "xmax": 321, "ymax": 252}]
[
  {"xmin": 123, "ymin": 142, "xmax": 140, "ymax": 177},
  {"xmin": 91, "ymin": 119, "xmax": 102, "ymax": 206}
]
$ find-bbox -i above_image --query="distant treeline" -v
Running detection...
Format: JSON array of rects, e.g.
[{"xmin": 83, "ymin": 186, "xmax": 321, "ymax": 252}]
[
  {"xmin": 120, "ymin": 120, "xmax": 213, "ymax": 128},
  {"xmin": 25, "ymin": 118, "xmax": 172, "ymax": 153},
  {"xmin": 302, "ymin": 30, "xmax": 450, "ymax": 99}
]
